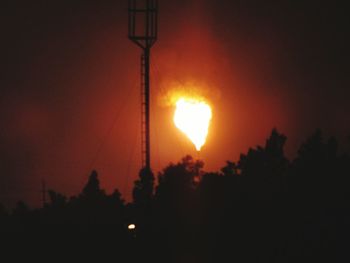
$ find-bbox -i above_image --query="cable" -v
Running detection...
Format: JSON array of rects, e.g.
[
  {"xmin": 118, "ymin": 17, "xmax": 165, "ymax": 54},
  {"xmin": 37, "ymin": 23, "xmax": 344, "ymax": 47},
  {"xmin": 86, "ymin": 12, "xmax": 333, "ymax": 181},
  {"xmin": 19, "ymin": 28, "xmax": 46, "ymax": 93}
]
[{"xmin": 82, "ymin": 76, "xmax": 139, "ymax": 187}]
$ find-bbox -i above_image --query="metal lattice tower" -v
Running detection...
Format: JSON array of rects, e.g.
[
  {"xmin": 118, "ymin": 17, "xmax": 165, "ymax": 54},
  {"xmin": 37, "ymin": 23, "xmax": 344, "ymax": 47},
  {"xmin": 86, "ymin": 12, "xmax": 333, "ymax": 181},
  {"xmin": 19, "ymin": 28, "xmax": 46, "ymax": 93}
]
[{"xmin": 128, "ymin": 0, "xmax": 158, "ymax": 170}]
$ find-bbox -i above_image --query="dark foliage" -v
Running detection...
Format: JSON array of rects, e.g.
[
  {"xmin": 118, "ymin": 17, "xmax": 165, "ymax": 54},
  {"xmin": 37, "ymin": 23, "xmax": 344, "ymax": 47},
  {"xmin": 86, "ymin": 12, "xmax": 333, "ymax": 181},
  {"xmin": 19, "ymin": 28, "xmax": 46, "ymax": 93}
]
[{"xmin": 0, "ymin": 129, "xmax": 349, "ymax": 262}]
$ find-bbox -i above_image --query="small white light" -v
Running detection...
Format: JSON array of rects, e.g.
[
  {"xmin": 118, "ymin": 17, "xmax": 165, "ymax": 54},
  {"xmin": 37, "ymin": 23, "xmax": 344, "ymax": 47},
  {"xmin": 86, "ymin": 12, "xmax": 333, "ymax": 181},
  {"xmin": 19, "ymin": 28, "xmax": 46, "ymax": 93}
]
[{"xmin": 128, "ymin": 224, "xmax": 136, "ymax": 230}]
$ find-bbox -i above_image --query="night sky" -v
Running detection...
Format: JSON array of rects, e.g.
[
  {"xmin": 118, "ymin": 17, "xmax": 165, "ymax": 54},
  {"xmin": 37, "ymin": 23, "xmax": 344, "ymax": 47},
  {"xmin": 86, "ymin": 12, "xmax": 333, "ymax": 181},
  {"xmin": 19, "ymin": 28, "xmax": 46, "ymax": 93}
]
[{"xmin": 1, "ymin": 0, "xmax": 349, "ymax": 208}]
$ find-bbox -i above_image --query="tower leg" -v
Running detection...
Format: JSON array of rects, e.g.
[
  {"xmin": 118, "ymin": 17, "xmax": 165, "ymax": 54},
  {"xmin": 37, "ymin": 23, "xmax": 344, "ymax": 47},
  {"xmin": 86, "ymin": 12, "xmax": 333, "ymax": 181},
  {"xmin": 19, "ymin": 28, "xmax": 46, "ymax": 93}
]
[{"xmin": 144, "ymin": 48, "xmax": 151, "ymax": 171}]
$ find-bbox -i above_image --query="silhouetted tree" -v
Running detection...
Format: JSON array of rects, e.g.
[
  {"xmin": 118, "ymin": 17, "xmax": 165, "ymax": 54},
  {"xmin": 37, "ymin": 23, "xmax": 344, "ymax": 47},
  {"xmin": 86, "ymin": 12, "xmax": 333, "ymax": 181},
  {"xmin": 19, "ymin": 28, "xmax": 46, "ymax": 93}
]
[
  {"xmin": 290, "ymin": 129, "xmax": 341, "ymax": 205},
  {"xmin": 48, "ymin": 190, "xmax": 67, "ymax": 208},
  {"xmin": 220, "ymin": 160, "xmax": 239, "ymax": 176},
  {"xmin": 56, "ymin": 170, "xmax": 126, "ymax": 229},
  {"xmin": 152, "ymin": 156, "xmax": 204, "ymax": 261},
  {"xmin": 12, "ymin": 201, "xmax": 29, "ymax": 216},
  {"xmin": 80, "ymin": 170, "xmax": 105, "ymax": 201},
  {"xmin": 107, "ymin": 189, "xmax": 124, "ymax": 208},
  {"xmin": 155, "ymin": 155, "xmax": 203, "ymax": 204},
  {"xmin": 1, "ymin": 129, "xmax": 348, "ymax": 263},
  {"xmin": 238, "ymin": 128, "xmax": 288, "ymax": 178},
  {"xmin": 236, "ymin": 129, "xmax": 288, "ymax": 203}
]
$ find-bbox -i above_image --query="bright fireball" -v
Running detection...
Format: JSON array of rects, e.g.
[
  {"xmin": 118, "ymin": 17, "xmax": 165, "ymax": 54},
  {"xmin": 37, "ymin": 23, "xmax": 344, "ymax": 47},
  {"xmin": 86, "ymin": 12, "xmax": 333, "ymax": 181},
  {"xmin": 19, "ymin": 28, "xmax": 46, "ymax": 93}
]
[{"xmin": 173, "ymin": 98, "xmax": 212, "ymax": 151}]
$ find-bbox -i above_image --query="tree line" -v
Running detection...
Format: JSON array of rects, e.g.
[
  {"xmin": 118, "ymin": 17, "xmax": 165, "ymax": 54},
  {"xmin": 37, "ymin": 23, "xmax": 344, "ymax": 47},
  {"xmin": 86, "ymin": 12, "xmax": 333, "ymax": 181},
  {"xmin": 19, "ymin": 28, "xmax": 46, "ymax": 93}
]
[{"xmin": 0, "ymin": 129, "xmax": 349, "ymax": 262}]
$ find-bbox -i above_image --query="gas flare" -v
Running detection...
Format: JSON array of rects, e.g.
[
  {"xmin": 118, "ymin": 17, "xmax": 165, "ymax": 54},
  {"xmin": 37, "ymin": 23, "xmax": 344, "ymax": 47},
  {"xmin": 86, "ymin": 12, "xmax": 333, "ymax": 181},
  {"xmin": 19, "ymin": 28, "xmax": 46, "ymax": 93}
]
[{"xmin": 174, "ymin": 98, "xmax": 212, "ymax": 151}]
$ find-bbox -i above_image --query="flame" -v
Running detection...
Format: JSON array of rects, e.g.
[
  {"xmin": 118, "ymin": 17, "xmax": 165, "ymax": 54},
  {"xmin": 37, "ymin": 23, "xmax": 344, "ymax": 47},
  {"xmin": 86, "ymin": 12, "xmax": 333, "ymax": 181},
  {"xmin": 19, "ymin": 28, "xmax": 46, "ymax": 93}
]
[{"xmin": 173, "ymin": 98, "xmax": 212, "ymax": 151}]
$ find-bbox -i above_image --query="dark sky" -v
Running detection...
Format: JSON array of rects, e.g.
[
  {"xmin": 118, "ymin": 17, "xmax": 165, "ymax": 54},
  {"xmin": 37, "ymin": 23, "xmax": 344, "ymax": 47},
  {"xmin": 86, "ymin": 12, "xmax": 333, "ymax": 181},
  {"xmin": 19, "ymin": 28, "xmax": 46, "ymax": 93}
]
[{"xmin": 1, "ymin": 0, "xmax": 349, "ymax": 208}]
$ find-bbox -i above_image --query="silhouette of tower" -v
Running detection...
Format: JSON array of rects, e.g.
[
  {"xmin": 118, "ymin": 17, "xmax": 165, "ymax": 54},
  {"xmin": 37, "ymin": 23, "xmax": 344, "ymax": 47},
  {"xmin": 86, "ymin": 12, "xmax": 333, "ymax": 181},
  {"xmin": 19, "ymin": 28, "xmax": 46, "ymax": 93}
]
[{"xmin": 128, "ymin": 0, "xmax": 158, "ymax": 171}]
